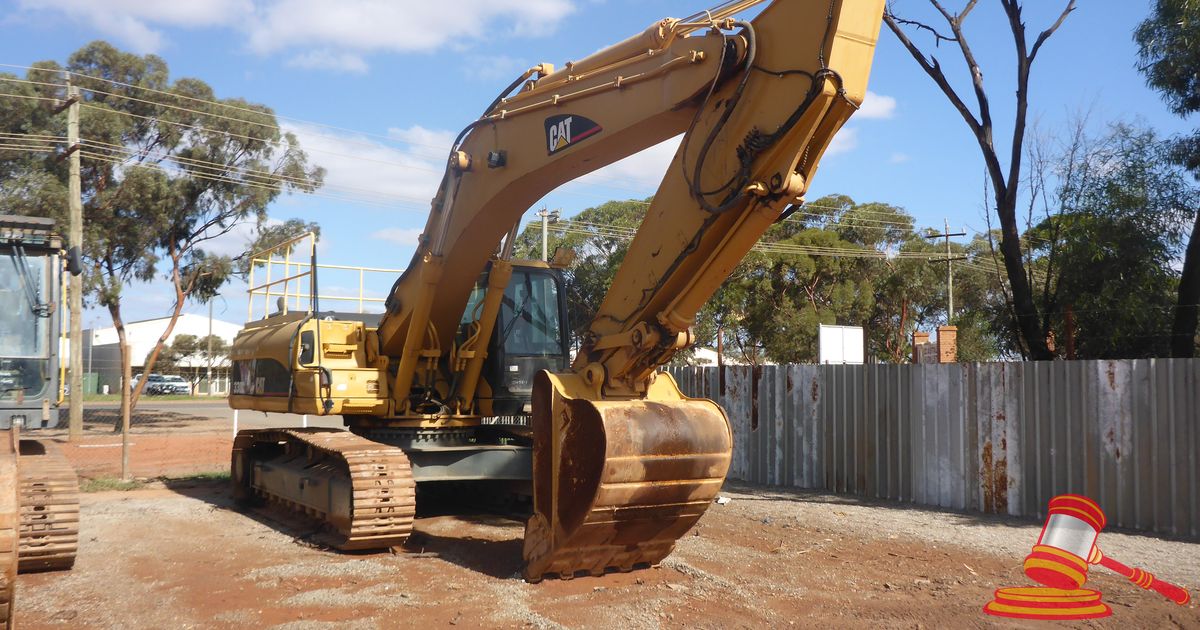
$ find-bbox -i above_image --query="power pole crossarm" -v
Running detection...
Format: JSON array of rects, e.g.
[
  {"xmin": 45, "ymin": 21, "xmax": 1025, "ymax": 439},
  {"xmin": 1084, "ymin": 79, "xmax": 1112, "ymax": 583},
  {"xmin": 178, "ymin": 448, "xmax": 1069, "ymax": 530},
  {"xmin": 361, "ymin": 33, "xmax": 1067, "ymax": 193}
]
[{"xmin": 925, "ymin": 220, "xmax": 967, "ymax": 322}]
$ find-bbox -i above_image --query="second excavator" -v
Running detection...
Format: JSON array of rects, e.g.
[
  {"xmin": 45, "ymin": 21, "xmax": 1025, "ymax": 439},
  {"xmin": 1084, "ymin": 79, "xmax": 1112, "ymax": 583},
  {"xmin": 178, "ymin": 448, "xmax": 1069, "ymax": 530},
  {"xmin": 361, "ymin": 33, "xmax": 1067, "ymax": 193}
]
[{"xmin": 228, "ymin": 0, "xmax": 886, "ymax": 581}]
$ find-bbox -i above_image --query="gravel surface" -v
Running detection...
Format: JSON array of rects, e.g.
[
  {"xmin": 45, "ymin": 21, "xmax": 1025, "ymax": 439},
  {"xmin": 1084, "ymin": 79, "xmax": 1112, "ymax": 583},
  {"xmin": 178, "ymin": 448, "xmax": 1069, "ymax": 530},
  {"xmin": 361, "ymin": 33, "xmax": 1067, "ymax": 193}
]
[{"xmin": 15, "ymin": 480, "xmax": 1200, "ymax": 629}]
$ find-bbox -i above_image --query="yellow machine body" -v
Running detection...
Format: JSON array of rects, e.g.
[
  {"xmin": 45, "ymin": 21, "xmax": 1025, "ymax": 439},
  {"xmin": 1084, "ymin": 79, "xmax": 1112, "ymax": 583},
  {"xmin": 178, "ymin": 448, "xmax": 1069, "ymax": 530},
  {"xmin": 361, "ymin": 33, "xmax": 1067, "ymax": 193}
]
[{"xmin": 228, "ymin": 0, "xmax": 886, "ymax": 581}]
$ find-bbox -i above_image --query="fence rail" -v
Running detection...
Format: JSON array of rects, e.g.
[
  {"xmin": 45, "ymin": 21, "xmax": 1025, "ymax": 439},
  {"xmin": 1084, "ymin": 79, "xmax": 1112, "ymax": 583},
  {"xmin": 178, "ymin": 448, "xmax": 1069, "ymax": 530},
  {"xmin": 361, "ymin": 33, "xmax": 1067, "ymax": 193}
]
[{"xmin": 668, "ymin": 360, "xmax": 1199, "ymax": 539}]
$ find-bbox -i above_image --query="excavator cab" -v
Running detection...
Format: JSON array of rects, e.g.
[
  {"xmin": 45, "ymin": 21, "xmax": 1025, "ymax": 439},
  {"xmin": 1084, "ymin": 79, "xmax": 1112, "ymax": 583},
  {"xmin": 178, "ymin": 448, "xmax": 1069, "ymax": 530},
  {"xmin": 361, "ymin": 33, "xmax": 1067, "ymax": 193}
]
[{"xmin": 462, "ymin": 262, "xmax": 570, "ymax": 418}]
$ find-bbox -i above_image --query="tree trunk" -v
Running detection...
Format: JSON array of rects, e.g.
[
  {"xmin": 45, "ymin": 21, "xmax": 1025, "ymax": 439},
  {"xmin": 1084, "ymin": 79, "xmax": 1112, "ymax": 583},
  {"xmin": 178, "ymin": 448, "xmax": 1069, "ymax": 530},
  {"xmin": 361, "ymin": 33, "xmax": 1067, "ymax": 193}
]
[
  {"xmin": 108, "ymin": 303, "xmax": 130, "ymax": 434},
  {"xmin": 130, "ymin": 256, "xmax": 189, "ymax": 409},
  {"xmin": 1171, "ymin": 212, "xmax": 1200, "ymax": 358},
  {"xmin": 996, "ymin": 199, "xmax": 1053, "ymax": 360},
  {"xmin": 120, "ymin": 338, "xmax": 131, "ymax": 481}
]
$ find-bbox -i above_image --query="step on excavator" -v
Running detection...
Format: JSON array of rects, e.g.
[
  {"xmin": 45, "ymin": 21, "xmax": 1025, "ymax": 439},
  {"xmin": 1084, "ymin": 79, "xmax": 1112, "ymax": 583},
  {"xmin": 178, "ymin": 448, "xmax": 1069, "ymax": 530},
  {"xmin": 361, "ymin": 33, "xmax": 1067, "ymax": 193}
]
[
  {"xmin": 0, "ymin": 215, "xmax": 83, "ymax": 626},
  {"xmin": 228, "ymin": 0, "xmax": 886, "ymax": 581}
]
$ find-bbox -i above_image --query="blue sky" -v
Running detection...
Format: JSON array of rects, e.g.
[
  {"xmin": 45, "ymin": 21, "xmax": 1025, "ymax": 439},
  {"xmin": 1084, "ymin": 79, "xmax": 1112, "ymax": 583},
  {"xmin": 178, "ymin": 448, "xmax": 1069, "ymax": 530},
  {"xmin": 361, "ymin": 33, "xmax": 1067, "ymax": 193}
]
[{"xmin": 0, "ymin": 0, "xmax": 1192, "ymax": 327}]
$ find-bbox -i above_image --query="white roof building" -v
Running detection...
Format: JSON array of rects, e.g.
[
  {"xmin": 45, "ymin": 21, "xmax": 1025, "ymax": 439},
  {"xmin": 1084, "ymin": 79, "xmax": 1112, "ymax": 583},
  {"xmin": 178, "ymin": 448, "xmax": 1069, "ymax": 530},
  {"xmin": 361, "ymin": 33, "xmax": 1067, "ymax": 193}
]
[{"xmin": 90, "ymin": 313, "xmax": 242, "ymax": 365}]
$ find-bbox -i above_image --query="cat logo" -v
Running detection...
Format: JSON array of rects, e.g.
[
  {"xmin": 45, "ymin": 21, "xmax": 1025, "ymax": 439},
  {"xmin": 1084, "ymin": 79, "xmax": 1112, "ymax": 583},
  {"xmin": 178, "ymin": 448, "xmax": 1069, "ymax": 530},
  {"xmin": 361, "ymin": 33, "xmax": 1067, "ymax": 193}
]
[{"xmin": 545, "ymin": 114, "xmax": 602, "ymax": 155}]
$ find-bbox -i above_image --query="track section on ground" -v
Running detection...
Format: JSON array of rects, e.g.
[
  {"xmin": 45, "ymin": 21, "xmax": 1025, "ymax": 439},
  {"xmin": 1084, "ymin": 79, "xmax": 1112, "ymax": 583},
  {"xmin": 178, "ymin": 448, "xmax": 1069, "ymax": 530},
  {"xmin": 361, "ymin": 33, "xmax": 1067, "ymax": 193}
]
[
  {"xmin": 232, "ymin": 428, "xmax": 416, "ymax": 549},
  {"xmin": 17, "ymin": 440, "xmax": 79, "ymax": 573}
]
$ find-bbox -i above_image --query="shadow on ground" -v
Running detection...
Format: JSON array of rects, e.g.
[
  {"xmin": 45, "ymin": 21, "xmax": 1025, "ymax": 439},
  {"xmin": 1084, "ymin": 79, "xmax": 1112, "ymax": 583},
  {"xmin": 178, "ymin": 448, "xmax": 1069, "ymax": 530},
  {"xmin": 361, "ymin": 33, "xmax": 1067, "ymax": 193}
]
[{"xmin": 162, "ymin": 477, "xmax": 529, "ymax": 578}]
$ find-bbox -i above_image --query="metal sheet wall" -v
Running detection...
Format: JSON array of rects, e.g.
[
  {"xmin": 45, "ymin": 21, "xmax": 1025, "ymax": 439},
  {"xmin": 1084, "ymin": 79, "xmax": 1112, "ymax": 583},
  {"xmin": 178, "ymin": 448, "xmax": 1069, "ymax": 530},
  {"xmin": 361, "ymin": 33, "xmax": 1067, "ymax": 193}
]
[{"xmin": 667, "ymin": 359, "xmax": 1199, "ymax": 538}]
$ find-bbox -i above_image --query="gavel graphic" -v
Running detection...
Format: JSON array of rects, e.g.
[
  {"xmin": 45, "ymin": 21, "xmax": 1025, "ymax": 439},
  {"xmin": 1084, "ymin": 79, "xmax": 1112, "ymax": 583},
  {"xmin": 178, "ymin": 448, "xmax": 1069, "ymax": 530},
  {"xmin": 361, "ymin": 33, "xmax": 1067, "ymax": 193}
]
[{"xmin": 1022, "ymin": 494, "xmax": 1190, "ymax": 605}]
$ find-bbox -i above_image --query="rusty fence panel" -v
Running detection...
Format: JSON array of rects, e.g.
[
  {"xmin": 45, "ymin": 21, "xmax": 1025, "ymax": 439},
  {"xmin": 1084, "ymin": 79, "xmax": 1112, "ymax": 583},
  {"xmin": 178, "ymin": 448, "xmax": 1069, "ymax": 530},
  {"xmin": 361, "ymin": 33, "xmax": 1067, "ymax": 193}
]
[{"xmin": 667, "ymin": 359, "xmax": 1199, "ymax": 538}]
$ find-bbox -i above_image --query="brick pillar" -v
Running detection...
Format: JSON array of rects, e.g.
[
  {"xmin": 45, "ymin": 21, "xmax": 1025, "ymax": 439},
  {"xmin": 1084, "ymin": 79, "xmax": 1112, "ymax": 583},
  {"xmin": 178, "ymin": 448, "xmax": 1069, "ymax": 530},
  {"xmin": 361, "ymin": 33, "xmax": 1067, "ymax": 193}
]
[
  {"xmin": 937, "ymin": 326, "xmax": 958, "ymax": 363},
  {"xmin": 912, "ymin": 331, "xmax": 930, "ymax": 363}
]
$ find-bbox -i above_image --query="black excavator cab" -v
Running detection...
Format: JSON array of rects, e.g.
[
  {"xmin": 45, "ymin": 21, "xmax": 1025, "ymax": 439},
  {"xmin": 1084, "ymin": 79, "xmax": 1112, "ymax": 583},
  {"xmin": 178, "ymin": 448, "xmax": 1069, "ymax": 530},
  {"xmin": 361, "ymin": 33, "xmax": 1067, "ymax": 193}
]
[{"xmin": 459, "ymin": 261, "xmax": 571, "ymax": 419}]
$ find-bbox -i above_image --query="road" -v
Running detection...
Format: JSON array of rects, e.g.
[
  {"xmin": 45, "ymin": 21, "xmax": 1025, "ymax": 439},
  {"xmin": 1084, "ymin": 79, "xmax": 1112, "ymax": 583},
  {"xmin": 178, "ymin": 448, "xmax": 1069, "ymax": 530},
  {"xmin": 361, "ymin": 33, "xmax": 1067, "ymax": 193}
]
[{"xmin": 82, "ymin": 398, "xmax": 343, "ymax": 431}]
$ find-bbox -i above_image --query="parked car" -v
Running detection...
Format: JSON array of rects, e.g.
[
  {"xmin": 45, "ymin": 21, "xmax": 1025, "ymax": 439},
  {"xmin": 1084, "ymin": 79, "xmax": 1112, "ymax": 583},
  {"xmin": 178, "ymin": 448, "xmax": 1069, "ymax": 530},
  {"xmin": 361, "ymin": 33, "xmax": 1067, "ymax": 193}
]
[{"xmin": 132, "ymin": 373, "xmax": 192, "ymax": 396}]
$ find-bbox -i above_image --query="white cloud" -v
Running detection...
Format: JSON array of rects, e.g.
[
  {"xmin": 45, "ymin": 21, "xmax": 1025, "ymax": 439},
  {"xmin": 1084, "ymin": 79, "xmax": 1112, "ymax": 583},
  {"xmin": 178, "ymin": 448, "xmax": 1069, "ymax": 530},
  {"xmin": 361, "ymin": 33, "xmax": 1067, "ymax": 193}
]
[
  {"xmin": 246, "ymin": 0, "xmax": 575, "ymax": 55},
  {"xmin": 371, "ymin": 227, "xmax": 424, "ymax": 246},
  {"xmin": 283, "ymin": 122, "xmax": 452, "ymax": 210},
  {"xmin": 286, "ymin": 50, "xmax": 369, "ymax": 74},
  {"xmin": 463, "ymin": 54, "xmax": 529, "ymax": 82},
  {"xmin": 857, "ymin": 91, "xmax": 896, "ymax": 120},
  {"xmin": 890, "ymin": 152, "xmax": 911, "ymax": 164},
  {"xmin": 825, "ymin": 127, "xmax": 859, "ymax": 156},
  {"xmin": 16, "ymin": 0, "xmax": 573, "ymax": 69},
  {"xmin": 572, "ymin": 136, "xmax": 682, "ymax": 195},
  {"xmin": 16, "ymin": 0, "xmax": 253, "ymax": 53}
]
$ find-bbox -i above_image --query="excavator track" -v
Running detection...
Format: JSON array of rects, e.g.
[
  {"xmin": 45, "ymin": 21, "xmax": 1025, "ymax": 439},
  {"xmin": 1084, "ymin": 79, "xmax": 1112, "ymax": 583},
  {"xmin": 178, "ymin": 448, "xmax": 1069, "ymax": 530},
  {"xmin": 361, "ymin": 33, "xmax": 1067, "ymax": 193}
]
[
  {"xmin": 232, "ymin": 428, "xmax": 416, "ymax": 550},
  {"xmin": 0, "ymin": 430, "xmax": 17, "ymax": 629},
  {"xmin": 17, "ymin": 440, "xmax": 80, "ymax": 573}
]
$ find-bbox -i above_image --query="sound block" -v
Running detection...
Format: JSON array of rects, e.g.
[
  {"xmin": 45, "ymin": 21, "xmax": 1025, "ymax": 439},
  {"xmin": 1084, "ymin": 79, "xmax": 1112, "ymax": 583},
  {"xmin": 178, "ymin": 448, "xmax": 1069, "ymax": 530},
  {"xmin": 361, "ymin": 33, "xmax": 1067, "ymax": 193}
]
[{"xmin": 983, "ymin": 586, "xmax": 1112, "ymax": 620}]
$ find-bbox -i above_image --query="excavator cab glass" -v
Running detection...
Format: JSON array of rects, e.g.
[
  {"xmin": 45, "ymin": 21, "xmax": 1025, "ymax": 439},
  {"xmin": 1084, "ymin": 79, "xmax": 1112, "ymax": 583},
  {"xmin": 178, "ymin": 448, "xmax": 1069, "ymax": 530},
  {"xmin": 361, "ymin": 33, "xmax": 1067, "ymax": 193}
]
[
  {"xmin": 0, "ymin": 241, "xmax": 53, "ymax": 404},
  {"xmin": 459, "ymin": 264, "xmax": 569, "ymax": 417}
]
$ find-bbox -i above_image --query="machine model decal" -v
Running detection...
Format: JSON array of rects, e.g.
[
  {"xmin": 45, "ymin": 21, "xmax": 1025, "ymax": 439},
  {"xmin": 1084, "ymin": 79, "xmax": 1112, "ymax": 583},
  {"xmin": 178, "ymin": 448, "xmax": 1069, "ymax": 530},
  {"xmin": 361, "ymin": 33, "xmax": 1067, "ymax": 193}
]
[{"xmin": 545, "ymin": 114, "xmax": 602, "ymax": 155}]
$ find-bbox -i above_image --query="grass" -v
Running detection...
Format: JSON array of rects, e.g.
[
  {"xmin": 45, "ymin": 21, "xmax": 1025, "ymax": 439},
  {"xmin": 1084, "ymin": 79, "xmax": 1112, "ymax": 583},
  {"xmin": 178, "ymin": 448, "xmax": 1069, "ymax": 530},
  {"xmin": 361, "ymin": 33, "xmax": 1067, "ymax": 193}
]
[
  {"xmin": 80, "ymin": 470, "xmax": 230, "ymax": 492},
  {"xmin": 80, "ymin": 477, "xmax": 144, "ymax": 492}
]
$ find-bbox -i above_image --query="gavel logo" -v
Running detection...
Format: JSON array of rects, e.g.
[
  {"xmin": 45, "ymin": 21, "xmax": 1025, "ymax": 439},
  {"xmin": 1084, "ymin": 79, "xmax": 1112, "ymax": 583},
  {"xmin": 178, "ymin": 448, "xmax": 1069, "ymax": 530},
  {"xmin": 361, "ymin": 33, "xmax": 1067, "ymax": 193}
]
[{"xmin": 984, "ymin": 494, "xmax": 1191, "ymax": 620}]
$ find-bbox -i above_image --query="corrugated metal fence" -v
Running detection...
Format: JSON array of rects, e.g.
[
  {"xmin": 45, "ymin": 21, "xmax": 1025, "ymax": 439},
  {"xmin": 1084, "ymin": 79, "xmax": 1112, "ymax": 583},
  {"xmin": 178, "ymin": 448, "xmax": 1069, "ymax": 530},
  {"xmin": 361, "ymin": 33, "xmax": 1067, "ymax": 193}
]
[{"xmin": 668, "ymin": 360, "xmax": 1199, "ymax": 538}]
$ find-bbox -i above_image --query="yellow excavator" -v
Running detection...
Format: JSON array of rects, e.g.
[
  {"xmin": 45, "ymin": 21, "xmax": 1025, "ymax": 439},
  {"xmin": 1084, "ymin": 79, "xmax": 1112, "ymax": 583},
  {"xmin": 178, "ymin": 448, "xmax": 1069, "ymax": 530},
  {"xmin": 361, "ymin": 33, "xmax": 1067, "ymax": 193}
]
[{"xmin": 229, "ymin": 0, "xmax": 885, "ymax": 581}]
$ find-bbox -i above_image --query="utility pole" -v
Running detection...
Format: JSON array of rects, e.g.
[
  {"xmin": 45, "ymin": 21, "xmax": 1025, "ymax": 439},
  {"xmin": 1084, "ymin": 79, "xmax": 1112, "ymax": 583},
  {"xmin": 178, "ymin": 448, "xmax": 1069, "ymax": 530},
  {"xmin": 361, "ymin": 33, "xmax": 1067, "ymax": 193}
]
[
  {"xmin": 925, "ymin": 220, "xmax": 967, "ymax": 322},
  {"xmin": 537, "ymin": 208, "xmax": 560, "ymax": 261},
  {"xmin": 86, "ymin": 322, "xmax": 92, "ymax": 387},
  {"xmin": 64, "ymin": 82, "xmax": 84, "ymax": 441}
]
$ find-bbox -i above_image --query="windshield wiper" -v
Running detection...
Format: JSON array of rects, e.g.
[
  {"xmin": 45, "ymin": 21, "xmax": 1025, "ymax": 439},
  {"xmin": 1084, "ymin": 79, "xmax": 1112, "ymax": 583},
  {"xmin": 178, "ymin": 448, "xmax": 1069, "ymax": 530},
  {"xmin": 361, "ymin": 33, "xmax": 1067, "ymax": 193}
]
[{"xmin": 9, "ymin": 245, "xmax": 51, "ymax": 318}]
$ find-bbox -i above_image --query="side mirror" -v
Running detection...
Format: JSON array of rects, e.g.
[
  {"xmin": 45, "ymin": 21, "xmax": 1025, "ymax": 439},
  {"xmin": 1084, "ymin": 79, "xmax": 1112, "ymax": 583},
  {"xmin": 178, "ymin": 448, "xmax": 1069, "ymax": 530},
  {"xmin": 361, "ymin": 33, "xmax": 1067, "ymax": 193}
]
[{"xmin": 66, "ymin": 246, "xmax": 82, "ymax": 277}]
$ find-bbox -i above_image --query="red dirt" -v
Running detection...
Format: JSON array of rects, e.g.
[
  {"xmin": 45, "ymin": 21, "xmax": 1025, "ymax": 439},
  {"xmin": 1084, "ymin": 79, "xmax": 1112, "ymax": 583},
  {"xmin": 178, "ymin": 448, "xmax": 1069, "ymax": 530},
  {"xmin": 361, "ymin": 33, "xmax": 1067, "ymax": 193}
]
[{"xmin": 14, "ymin": 479, "xmax": 1199, "ymax": 629}]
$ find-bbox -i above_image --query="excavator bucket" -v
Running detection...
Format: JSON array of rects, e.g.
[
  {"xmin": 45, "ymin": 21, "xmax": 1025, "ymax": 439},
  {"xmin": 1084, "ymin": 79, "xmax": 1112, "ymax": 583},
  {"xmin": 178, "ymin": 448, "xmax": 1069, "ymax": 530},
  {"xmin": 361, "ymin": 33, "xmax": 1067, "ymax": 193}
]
[{"xmin": 523, "ymin": 370, "xmax": 731, "ymax": 581}]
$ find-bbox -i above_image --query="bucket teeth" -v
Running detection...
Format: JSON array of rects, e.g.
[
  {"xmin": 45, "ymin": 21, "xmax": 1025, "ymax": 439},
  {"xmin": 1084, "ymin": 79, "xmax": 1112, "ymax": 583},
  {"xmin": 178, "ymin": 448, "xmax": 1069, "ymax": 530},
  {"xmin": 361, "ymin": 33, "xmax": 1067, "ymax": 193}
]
[{"xmin": 523, "ymin": 371, "xmax": 732, "ymax": 582}]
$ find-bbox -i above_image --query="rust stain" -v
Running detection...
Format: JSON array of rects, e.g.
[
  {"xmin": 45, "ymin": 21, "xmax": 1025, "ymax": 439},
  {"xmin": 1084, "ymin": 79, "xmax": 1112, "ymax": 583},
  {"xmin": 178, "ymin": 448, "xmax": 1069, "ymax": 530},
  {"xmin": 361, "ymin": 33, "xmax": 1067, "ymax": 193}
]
[
  {"xmin": 980, "ymin": 440, "xmax": 1009, "ymax": 514},
  {"xmin": 786, "ymin": 372, "xmax": 794, "ymax": 393},
  {"xmin": 1106, "ymin": 362, "xmax": 1117, "ymax": 390},
  {"xmin": 810, "ymin": 378, "xmax": 819, "ymax": 402},
  {"xmin": 1104, "ymin": 428, "xmax": 1122, "ymax": 461},
  {"xmin": 994, "ymin": 411, "xmax": 1006, "ymax": 423}
]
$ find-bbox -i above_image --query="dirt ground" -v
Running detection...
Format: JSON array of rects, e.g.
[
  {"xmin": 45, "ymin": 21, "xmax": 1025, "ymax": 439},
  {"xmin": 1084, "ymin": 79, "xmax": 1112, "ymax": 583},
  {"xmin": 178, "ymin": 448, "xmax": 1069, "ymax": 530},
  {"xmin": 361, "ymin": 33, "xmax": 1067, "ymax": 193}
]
[{"xmin": 15, "ymin": 474, "xmax": 1200, "ymax": 630}]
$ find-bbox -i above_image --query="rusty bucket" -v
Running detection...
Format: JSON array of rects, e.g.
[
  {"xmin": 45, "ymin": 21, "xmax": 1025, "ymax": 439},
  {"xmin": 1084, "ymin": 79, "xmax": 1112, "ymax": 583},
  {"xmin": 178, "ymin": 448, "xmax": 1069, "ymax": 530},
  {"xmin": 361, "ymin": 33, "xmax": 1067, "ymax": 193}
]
[{"xmin": 523, "ymin": 370, "xmax": 731, "ymax": 581}]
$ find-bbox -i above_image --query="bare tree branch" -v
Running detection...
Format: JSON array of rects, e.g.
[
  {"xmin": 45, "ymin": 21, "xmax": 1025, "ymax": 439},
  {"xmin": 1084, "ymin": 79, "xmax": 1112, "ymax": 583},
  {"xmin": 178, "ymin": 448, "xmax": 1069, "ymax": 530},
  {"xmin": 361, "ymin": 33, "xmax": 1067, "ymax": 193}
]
[
  {"xmin": 887, "ymin": 13, "xmax": 958, "ymax": 46},
  {"xmin": 1030, "ymin": 1, "xmax": 1077, "ymax": 63},
  {"xmin": 883, "ymin": 12, "xmax": 1006, "ymax": 191}
]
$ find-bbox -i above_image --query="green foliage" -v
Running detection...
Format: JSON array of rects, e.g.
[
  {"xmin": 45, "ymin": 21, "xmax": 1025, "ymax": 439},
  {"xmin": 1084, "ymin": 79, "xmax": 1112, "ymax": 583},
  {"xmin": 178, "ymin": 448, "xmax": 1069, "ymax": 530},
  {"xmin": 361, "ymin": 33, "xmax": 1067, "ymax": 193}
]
[
  {"xmin": 513, "ymin": 199, "xmax": 648, "ymax": 345},
  {"xmin": 239, "ymin": 218, "xmax": 323, "ymax": 277},
  {"xmin": 1136, "ymin": 1, "xmax": 1200, "ymax": 117},
  {"xmin": 1136, "ymin": 0, "xmax": 1200, "ymax": 358},
  {"xmin": 528, "ymin": 194, "xmax": 1001, "ymax": 364},
  {"xmin": 703, "ymin": 195, "xmax": 970, "ymax": 364},
  {"xmin": 0, "ymin": 41, "xmax": 326, "ymax": 409},
  {"xmin": 1025, "ymin": 123, "xmax": 1195, "ymax": 358},
  {"xmin": 0, "ymin": 41, "xmax": 325, "ymax": 313}
]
